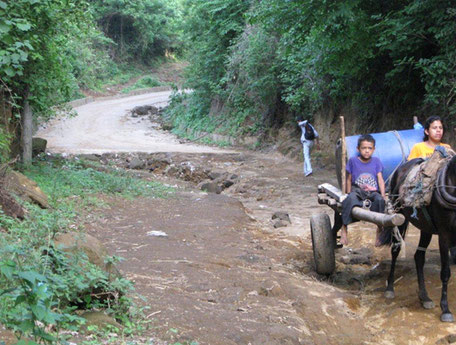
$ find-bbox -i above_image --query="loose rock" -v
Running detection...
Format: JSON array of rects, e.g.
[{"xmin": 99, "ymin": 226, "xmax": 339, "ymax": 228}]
[
  {"xmin": 81, "ymin": 311, "xmax": 123, "ymax": 331},
  {"xmin": 4, "ymin": 170, "xmax": 49, "ymax": 208},
  {"xmin": 200, "ymin": 182, "xmax": 222, "ymax": 194},
  {"xmin": 54, "ymin": 232, "xmax": 121, "ymax": 279},
  {"xmin": 32, "ymin": 137, "xmax": 47, "ymax": 156},
  {"xmin": 273, "ymin": 220, "xmax": 289, "ymax": 229},
  {"xmin": 128, "ymin": 157, "xmax": 145, "ymax": 169},
  {"xmin": 272, "ymin": 211, "xmax": 291, "ymax": 224}
]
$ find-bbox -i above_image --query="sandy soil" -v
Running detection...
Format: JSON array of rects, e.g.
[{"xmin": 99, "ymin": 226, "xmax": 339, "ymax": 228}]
[{"xmin": 28, "ymin": 92, "xmax": 456, "ymax": 344}]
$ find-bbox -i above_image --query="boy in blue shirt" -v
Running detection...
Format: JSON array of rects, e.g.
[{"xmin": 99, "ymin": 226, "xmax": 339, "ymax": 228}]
[{"xmin": 340, "ymin": 134, "xmax": 386, "ymax": 246}]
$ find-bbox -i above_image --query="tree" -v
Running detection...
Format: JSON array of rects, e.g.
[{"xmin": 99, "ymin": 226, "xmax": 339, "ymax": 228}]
[
  {"xmin": 92, "ymin": 0, "xmax": 181, "ymax": 63},
  {"xmin": 0, "ymin": 0, "xmax": 93, "ymax": 161}
]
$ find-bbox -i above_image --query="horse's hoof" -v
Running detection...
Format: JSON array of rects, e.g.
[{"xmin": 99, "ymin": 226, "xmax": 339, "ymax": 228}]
[
  {"xmin": 441, "ymin": 313, "xmax": 454, "ymax": 322},
  {"xmin": 384, "ymin": 290, "xmax": 395, "ymax": 299},
  {"xmin": 422, "ymin": 300, "xmax": 435, "ymax": 309}
]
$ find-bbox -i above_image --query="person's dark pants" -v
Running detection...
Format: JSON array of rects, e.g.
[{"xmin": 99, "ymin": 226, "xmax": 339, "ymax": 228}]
[{"xmin": 342, "ymin": 187, "xmax": 385, "ymax": 225}]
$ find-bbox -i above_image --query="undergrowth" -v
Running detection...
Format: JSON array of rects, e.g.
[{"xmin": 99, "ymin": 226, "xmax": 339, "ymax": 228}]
[
  {"xmin": 121, "ymin": 75, "xmax": 162, "ymax": 94},
  {"xmin": 0, "ymin": 157, "xmax": 174, "ymax": 344}
]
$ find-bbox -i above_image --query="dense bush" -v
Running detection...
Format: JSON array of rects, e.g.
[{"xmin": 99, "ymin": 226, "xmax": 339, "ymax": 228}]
[
  {"xmin": 92, "ymin": 0, "xmax": 183, "ymax": 64},
  {"xmin": 168, "ymin": 0, "xmax": 456, "ymax": 137}
]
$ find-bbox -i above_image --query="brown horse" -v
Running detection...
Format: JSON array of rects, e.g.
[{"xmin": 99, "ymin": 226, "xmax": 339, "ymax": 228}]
[{"xmin": 385, "ymin": 154, "xmax": 456, "ymax": 322}]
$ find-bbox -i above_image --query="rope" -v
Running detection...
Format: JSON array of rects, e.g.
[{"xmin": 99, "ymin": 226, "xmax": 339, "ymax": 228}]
[
  {"xmin": 384, "ymin": 130, "xmax": 408, "ymax": 189},
  {"xmin": 392, "ymin": 226, "xmax": 406, "ymax": 258},
  {"xmin": 392, "ymin": 130, "xmax": 408, "ymax": 162}
]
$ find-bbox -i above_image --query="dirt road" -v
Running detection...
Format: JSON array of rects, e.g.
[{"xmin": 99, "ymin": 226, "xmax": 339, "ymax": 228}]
[
  {"xmin": 37, "ymin": 91, "xmax": 232, "ymax": 154},
  {"xmin": 37, "ymin": 92, "xmax": 456, "ymax": 345}
]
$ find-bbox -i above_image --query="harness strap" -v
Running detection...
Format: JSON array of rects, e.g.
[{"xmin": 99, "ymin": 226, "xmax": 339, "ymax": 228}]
[{"xmin": 421, "ymin": 206, "xmax": 439, "ymax": 233}]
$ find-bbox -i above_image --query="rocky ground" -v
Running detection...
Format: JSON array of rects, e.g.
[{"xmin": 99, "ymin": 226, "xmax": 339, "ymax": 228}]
[
  {"xmin": 75, "ymin": 148, "xmax": 456, "ymax": 345},
  {"xmin": 11, "ymin": 90, "xmax": 456, "ymax": 344}
]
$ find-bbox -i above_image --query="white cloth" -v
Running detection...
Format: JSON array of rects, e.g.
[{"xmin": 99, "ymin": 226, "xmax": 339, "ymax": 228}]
[{"xmin": 298, "ymin": 120, "xmax": 319, "ymax": 143}]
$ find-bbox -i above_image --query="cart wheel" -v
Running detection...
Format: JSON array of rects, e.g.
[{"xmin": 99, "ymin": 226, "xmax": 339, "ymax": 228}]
[{"xmin": 311, "ymin": 213, "xmax": 335, "ymax": 275}]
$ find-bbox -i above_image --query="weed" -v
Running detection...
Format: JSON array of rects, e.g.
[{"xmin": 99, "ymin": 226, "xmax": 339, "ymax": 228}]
[
  {"xmin": 121, "ymin": 76, "xmax": 162, "ymax": 94},
  {"xmin": 0, "ymin": 158, "xmax": 175, "ymax": 343}
]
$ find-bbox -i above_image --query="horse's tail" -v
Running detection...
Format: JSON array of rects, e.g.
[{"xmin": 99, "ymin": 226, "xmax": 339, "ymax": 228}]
[
  {"xmin": 377, "ymin": 223, "xmax": 409, "ymax": 247},
  {"xmin": 377, "ymin": 226, "xmax": 394, "ymax": 247}
]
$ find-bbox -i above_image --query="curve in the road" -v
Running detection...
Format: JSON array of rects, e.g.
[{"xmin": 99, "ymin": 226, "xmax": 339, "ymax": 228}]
[{"xmin": 37, "ymin": 91, "xmax": 234, "ymax": 155}]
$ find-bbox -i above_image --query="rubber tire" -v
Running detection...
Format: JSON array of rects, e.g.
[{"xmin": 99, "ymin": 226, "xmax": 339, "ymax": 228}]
[{"xmin": 311, "ymin": 213, "xmax": 335, "ymax": 275}]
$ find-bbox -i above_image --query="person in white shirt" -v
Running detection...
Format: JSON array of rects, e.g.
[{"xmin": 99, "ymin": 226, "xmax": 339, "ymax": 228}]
[{"xmin": 297, "ymin": 118, "xmax": 320, "ymax": 177}]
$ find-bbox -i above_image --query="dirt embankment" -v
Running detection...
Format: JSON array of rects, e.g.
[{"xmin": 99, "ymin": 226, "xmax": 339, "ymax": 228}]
[{"xmin": 29, "ymin": 91, "xmax": 456, "ymax": 344}]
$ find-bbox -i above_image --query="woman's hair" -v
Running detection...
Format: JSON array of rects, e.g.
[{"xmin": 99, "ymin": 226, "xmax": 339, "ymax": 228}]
[{"xmin": 423, "ymin": 115, "xmax": 444, "ymax": 141}]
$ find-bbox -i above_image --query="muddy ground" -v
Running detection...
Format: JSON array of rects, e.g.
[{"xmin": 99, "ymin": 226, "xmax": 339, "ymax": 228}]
[
  {"xmin": 13, "ymin": 91, "xmax": 456, "ymax": 344},
  {"xmin": 76, "ymin": 150, "xmax": 456, "ymax": 345}
]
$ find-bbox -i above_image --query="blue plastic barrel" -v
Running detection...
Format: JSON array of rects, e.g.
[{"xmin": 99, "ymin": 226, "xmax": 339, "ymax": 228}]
[{"xmin": 335, "ymin": 129, "xmax": 424, "ymax": 188}]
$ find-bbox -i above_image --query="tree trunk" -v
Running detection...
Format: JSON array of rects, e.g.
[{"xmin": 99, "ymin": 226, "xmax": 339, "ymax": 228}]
[{"xmin": 21, "ymin": 92, "xmax": 33, "ymax": 164}]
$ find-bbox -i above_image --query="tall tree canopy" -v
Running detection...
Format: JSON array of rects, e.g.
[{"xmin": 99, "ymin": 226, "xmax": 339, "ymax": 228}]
[
  {"xmin": 171, "ymin": 0, "xmax": 456, "ymax": 135},
  {"xmin": 0, "ymin": 0, "xmax": 183, "ymax": 161},
  {"xmin": 92, "ymin": 0, "xmax": 182, "ymax": 63}
]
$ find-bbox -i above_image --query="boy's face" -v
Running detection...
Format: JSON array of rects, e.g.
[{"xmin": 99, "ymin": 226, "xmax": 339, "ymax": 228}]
[{"xmin": 358, "ymin": 140, "xmax": 375, "ymax": 161}]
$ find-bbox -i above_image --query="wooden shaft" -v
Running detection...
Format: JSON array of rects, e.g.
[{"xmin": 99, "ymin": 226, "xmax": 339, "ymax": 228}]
[
  {"xmin": 318, "ymin": 194, "xmax": 328, "ymax": 205},
  {"xmin": 340, "ymin": 116, "xmax": 347, "ymax": 193},
  {"xmin": 318, "ymin": 183, "xmax": 405, "ymax": 226},
  {"xmin": 351, "ymin": 207, "xmax": 405, "ymax": 227},
  {"xmin": 318, "ymin": 183, "xmax": 346, "ymax": 202}
]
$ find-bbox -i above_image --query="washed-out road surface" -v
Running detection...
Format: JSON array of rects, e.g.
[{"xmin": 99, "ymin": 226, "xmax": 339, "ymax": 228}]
[{"xmin": 32, "ymin": 91, "xmax": 456, "ymax": 345}]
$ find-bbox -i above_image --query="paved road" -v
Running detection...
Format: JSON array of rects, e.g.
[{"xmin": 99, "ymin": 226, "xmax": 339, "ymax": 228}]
[{"xmin": 37, "ymin": 91, "xmax": 233, "ymax": 154}]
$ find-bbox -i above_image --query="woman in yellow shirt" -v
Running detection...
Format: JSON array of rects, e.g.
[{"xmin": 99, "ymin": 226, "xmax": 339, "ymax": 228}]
[{"xmin": 408, "ymin": 116, "xmax": 452, "ymax": 160}]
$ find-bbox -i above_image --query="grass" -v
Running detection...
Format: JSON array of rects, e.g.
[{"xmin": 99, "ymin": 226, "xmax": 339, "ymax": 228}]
[
  {"xmin": 24, "ymin": 157, "xmax": 173, "ymax": 201},
  {"xmin": 121, "ymin": 75, "xmax": 163, "ymax": 94},
  {"xmin": 0, "ymin": 157, "xmax": 175, "ymax": 343}
]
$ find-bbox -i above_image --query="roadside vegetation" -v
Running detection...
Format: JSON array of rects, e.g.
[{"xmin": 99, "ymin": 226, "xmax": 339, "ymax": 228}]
[
  {"xmin": 0, "ymin": 156, "xmax": 174, "ymax": 343},
  {"xmin": 0, "ymin": 0, "xmax": 184, "ymax": 160},
  {"xmin": 166, "ymin": 0, "xmax": 456, "ymax": 141}
]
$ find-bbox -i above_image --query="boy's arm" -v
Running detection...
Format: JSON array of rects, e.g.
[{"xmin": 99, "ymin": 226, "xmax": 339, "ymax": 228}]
[
  {"xmin": 345, "ymin": 173, "xmax": 352, "ymax": 193},
  {"xmin": 377, "ymin": 172, "xmax": 386, "ymax": 199}
]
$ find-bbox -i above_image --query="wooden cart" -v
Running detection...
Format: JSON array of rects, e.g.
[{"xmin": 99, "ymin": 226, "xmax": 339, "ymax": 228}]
[
  {"xmin": 311, "ymin": 183, "xmax": 405, "ymax": 275},
  {"xmin": 311, "ymin": 117, "xmax": 406, "ymax": 275}
]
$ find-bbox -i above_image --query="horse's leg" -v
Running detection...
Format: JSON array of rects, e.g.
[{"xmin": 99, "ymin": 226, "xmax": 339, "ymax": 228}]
[
  {"xmin": 439, "ymin": 233, "xmax": 454, "ymax": 322},
  {"xmin": 414, "ymin": 232, "xmax": 434, "ymax": 309},
  {"xmin": 385, "ymin": 224, "xmax": 406, "ymax": 299}
]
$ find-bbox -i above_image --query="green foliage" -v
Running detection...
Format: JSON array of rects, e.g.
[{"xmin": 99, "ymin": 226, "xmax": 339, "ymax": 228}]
[
  {"xmin": 121, "ymin": 75, "xmax": 162, "ymax": 94},
  {"xmin": 92, "ymin": 0, "xmax": 183, "ymax": 64},
  {"xmin": 24, "ymin": 157, "xmax": 174, "ymax": 200},
  {"xmin": 0, "ymin": 158, "xmax": 175, "ymax": 342},
  {"xmin": 165, "ymin": 0, "xmax": 250, "ymax": 137},
  {"xmin": 0, "ymin": 0, "xmax": 95, "ymax": 110},
  {"xmin": 0, "ymin": 259, "xmax": 75, "ymax": 344},
  {"xmin": 170, "ymin": 0, "xmax": 456, "ymax": 137},
  {"xmin": 375, "ymin": 1, "xmax": 456, "ymax": 124},
  {"xmin": 0, "ymin": 126, "xmax": 11, "ymax": 163}
]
